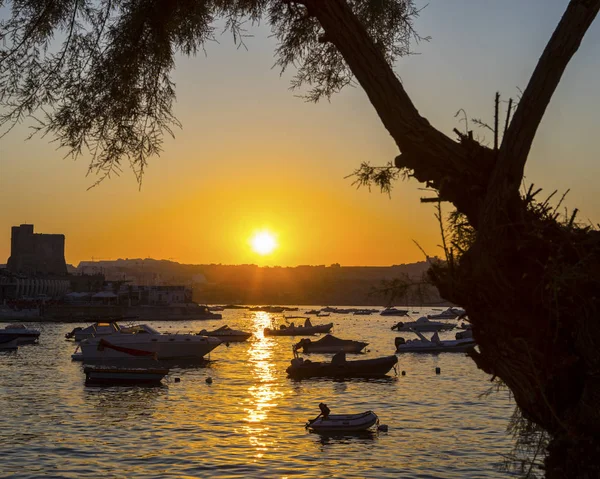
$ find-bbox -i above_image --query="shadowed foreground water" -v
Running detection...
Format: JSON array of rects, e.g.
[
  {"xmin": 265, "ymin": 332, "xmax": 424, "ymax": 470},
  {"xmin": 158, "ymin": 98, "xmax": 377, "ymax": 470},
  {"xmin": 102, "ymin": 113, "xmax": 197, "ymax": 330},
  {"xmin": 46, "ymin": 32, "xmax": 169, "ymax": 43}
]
[{"xmin": 0, "ymin": 307, "xmax": 516, "ymax": 478}]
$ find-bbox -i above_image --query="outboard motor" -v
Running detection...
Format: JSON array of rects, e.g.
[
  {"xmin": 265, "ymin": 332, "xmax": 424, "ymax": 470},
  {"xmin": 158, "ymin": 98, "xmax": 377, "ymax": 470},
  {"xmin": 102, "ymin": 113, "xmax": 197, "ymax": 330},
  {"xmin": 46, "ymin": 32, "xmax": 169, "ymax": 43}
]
[
  {"xmin": 391, "ymin": 322, "xmax": 404, "ymax": 331},
  {"xmin": 394, "ymin": 337, "xmax": 406, "ymax": 348},
  {"xmin": 65, "ymin": 327, "xmax": 82, "ymax": 340}
]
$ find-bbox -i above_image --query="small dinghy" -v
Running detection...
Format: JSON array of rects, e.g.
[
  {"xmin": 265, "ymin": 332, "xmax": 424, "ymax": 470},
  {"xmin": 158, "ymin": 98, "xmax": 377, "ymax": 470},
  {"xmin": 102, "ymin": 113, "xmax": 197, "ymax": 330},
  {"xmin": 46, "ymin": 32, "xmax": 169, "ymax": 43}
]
[
  {"xmin": 287, "ymin": 352, "xmax": 397, "ymax": 379},
  {"xmin": 293, "ymin": 334, "xmax": 368, "ymax": 354},
  {"xmin": 306, "ymin": 403, "xmax": 379, "ymax": 432},
  {"xmin": 198, "ymin": 325, "xmax": 252, "ymax": 342},
  {"xmin": 84, "ymin": 367, "xmax": 169, "ymax": 385}
]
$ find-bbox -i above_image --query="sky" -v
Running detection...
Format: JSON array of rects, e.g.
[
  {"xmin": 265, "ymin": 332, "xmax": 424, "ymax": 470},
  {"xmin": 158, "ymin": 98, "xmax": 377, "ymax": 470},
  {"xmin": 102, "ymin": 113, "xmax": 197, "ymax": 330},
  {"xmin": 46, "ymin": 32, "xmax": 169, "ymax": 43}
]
[{"xmin": 1, "ymin": 0, "xmax": 599, "ymax": 267}]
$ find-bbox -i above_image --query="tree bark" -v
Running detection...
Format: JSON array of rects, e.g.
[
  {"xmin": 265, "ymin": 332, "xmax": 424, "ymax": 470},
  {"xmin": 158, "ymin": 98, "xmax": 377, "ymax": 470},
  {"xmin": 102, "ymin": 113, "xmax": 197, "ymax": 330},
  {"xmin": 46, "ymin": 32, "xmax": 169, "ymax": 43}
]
[{"xmin": 302, "ymin": 1, "xmax": 600, "ymax": 476}]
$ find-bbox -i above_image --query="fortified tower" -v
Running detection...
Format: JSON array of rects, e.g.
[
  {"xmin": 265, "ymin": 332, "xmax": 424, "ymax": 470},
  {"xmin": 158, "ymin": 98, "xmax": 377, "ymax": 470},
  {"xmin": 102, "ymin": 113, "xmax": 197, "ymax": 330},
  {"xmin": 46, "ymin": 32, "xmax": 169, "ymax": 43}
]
[{"xmin": 6, "ymin": 224, "xmax": 67, "ymax": 275}]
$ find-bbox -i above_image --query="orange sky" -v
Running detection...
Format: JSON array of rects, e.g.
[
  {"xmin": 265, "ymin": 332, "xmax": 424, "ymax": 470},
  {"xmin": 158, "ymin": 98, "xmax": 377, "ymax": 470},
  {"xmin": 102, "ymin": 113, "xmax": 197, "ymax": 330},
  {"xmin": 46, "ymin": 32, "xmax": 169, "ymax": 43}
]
[{"xmin": 1, "ymin": 1, "xmax": 599, "ymax": 267}]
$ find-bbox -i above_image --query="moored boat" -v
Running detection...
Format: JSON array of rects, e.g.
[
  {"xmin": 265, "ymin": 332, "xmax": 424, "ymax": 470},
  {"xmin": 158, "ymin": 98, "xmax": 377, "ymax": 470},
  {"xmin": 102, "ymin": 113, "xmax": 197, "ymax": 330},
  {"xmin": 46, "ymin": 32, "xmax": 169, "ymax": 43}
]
[
  {"xmin": 306, "ymin": 410, "xmax": 379, "ymax": 432},
  {"xmin": 395, "ymin": 331, "xmax": 476, "ymax": 353},
  {"xmin": 427, "ymin": 307, "xmax": 465, "ymax": 320},
  {"xmin": 380, "ymin": 307, "xmax": 409, "ymax": 317},
  {"xmin": 286, "ymin": 352, "xmax": 397, "ymax": 379},
  {"xmin": 78, "ymin": 325, "xmax": 222, "ymax": 361},
  {"xmin": 264, "ymin": 319, "xmax": 333, "ymax": 337},
  {"xmin": 0, "ymin": 324, "xmax": 40, "ymax": 344},
  {"xmin": 293, "ymin": 334, "xmax": 368, "ymax": 354},
  {"xmin": 198, "ymin": 325, "xmax": 252, "ymax": 342},
  {"xmin": 391, "ymin": 316, "xmax": 455, "ymax": 333},
  {"xmin": 84, "ymin": 366, "xmax": 169, "ymax": 385}
]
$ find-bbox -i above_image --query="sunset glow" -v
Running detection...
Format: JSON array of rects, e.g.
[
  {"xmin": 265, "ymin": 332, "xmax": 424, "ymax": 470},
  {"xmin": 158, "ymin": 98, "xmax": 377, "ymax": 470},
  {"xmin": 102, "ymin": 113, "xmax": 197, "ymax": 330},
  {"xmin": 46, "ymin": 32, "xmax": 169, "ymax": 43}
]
[{"xmin": 250, "ymin": 231, "xmax": 277, "ymax": 256}]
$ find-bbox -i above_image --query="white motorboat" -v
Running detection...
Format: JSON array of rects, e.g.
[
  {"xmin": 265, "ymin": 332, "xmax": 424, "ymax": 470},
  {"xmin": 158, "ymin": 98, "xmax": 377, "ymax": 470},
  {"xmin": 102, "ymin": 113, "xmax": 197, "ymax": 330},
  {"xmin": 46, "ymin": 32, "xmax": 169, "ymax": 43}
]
[
  {"xmin": 66, "ymin": 322, "xmax": 122, "ymax": 341},
  {"xmin": 427, "ymin": 307, "xmax": 465, "ymax": 320},
  {"xmin": 391, "ymin": 316, "xmax": 455, "ymax": 333},
  {"xmin": 306, "ymin": 411, "xmax": 379, "ymax": 432},
  {"xmin": 380, "ymin": 307, "xmax": 409, "ymax": 317},
  {"xmin": 0, "ymin": 324, "xmax": 40, "ymax": 344},
  {"xmin": 395, "ymin": 330, "xmax": 476, "ymax": 353},
  {"xmin": 198, "ymin": 325, "xmax": 252, "ymax": 342},
  {"xmin": 0, "ymin": 334, "xmax": 19, "ymax": 350},
  {"xmin": 78, "ymin": 324, "xmax": 222, "ymax": 361}
]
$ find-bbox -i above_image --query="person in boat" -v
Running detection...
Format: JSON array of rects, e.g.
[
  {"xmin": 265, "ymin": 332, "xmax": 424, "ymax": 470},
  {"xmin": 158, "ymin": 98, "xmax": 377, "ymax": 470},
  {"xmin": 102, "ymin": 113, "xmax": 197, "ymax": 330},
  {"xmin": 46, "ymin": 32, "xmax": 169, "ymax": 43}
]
[
  {"xmin": 318, "ymin": 402, "xmax": 330, "ymax": 420},
  {"xmin": 431, "ymin": 332, "xmax": 442, "ymax": 344},
  {"xmin": 304, "ymin": 318, "xmax": 313, "ymax": 328}
]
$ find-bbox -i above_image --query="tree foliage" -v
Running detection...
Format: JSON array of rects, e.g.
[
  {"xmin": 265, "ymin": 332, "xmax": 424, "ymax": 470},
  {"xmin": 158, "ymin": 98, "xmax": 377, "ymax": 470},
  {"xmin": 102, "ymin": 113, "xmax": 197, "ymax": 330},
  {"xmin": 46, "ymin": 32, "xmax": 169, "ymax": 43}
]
[{"xmin": 0, "ymin": 0, "xmax": 422, "ymax": 183}]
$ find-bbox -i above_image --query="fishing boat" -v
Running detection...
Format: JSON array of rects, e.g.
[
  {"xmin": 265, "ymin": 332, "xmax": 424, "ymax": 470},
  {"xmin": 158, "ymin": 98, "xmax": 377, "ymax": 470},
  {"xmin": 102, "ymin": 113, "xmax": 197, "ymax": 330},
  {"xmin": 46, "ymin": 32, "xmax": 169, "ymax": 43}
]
[
  {"xmin": 0, "ymin": 334, "xmax": 19, "ymax": 351},
  {"xmin": 84, "ymin": 366, "xmax": 169, "ymax": 385},
  {"xmin": 0, "ymin": 324, "xmax": 40, "ymax": 344},
  {"xmin": 395, "ymin": 330, "xmax": 476, "ymax": 353},
  {"xmin": 198, "ymin": 325, "xmax": 252, "ymax": 342},
  {"xmin": 380, "ymin": 307, "xmax": 409, "ymax": 317},
  {"xmin": 391, "ymin": 316, "xmax": 455, "ymax": 333},
  {"xmin": 306, "ymin": 410, "xmax": 379, "ymax": 432},
  {"xmin": 264, "ymin": 319, "xmax": 333, "ymax": 337},
  {"xmin": 293, "ymin": 334, "xmax": 368, "ymax": 354},
  {"xmin": 286, "ymin": 352, "xmax": 397, "ymax": 379}
]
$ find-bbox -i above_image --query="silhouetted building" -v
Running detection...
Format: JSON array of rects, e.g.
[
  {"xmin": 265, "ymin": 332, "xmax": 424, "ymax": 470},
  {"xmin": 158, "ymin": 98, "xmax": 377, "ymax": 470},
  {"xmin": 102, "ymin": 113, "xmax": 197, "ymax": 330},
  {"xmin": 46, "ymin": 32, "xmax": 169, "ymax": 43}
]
[{"xmin": 7, "ymin": 224, "xmax": 67, "ymax": 275}]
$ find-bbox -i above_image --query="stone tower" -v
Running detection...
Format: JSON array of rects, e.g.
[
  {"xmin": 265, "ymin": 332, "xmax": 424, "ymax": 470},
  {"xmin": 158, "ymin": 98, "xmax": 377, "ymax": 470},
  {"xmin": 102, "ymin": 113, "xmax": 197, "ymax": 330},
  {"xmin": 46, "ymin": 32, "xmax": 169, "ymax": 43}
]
[{"xmin": 6, "ymin": 224, "xmax": 67, "ymax": 275}]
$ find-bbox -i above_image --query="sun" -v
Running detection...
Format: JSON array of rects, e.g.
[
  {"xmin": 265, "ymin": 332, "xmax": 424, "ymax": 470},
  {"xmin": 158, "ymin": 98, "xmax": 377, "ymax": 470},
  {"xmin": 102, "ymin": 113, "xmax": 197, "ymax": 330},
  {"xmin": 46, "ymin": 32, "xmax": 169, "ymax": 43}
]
[{"xmin": 250, "ymin": 231, "xmax": 277, "ymax": 255}]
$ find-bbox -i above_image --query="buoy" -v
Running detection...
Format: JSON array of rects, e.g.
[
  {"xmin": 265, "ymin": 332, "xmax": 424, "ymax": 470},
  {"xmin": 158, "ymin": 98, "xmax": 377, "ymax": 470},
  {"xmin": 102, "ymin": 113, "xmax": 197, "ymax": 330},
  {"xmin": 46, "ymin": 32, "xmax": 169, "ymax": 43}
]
[
  {"xmin": 206, "ymin": 377, "xmax": 213, "ymax": 384},
  {"xmin": 435, "ymin": 367, "xmax": 441, "ymax": 375},
  {"xmin": 401, "ymin": 370, "xmax": 406, "ymax": 376},
  {"xmin": 226, "ymin": 342, "xmax": 230, "ymax": 347},
  {"xmin": 378, "ymin": 424, "xmax": 389, "ymax": 432},
  {"xmin": 174, "ymin": 377, "xmax": 181, "ymax": 383}
]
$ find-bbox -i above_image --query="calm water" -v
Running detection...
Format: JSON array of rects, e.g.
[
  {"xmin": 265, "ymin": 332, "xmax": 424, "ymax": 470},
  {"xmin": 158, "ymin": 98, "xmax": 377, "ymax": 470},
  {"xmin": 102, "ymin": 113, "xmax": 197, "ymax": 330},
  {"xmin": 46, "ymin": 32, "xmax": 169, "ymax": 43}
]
[{"xmin": 0, "ymin": 307, "xmax": 515, "ymax": 478}]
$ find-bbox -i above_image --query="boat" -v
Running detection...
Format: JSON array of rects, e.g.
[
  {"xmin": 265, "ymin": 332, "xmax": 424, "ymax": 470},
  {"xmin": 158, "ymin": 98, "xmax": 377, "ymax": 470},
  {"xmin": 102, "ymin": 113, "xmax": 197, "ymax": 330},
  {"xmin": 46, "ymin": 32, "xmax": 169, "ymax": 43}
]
[
  {"xmin": 264, "ymin": 319, "xmax": 333, "ymax": 337},
  {"xmin": 286, "ymin": 352, "xmax": 397, "ymax": 379},
  {"xmin": 84, "ymin": 366, "xmax": 169, "ymax": 385},
  {"xmin": 380, "ymin": 307, "xmax": 409, "ymax": 316},
  {"xmin": 316, "ymin": 312, "xmax": 331, "ymax": 317},
  {"xmin": 0, "ymin": 334, "xmax": 19, "ymax": 351},
  {"xmin": 66, "ymin": 321, "xmax": 122, "ymax": 341},
  {"xmin": 306, "ymin": 410, "xmax": 379, "ymax": 432},
  {"xmin": 391, "ymin": 316, "xmax": 455, "ymax": 333},
  {"xmin": 0, "ymin": 324, "xmax": 40, "ymax": 344},
  {"xmin": 427, "ymin": 307, "xmax": 465, "ymax": 320},
  {"xmin": 293, "ymin": 334, "xmax": 368, "ymax": 354},
  {"xmin": 305, "ymin": 309, "xmax": 321, "ymax": 315},
  {"xmin": 78, "ymin": 324, "xmax": 222, "ymax": 361},
  {"xmin": 455, "ymin": 329, "xmax": 474, "ymax": 340},
  {"xmin": 395, "ymin": 331, "xmax": 476, "ymax": 353},
  {"xmin": 198, "ymin": 325, "xmax": 252, "ymax": 342},
  {"xmin": 353, "ymin": 310, "xmax": 373, "ymax": 316}
]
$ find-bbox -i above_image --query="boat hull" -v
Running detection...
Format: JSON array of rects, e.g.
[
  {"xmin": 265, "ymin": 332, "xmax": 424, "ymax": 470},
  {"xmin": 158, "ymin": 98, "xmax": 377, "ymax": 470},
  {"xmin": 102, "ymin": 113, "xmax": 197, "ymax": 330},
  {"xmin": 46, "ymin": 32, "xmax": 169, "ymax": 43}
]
[
  {"xmin": 307, "ymin": 411, "xmax": 378, "ymax": 432},
  {"xmin": 84, "ymin": 367, "xmax": 168, "ymax": 385},
  {"xmin": 0, "ymin": 335, "xmax": 19, "ymax": 350},
  {"xmin": 80, "ymin": 335, "xmax": 221, "ymax": 361},
  {"xmin": 287, "ymin": 355, "xmax": 397, "ymax": 379}
]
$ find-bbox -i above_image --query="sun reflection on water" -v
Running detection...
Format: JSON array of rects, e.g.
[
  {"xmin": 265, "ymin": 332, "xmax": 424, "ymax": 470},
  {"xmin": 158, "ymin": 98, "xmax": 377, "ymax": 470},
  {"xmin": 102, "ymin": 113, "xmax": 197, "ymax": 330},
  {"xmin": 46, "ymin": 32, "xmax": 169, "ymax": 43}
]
[{"xmin": 242, "ymin": 312, "xmax": 284, "ymax": 459}]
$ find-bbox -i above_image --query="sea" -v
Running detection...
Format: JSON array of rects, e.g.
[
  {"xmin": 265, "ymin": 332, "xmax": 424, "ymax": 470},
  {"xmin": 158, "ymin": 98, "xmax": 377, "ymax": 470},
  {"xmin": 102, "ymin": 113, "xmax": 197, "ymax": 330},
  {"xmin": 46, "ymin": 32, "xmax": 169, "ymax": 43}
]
[{"xmin": 0, "ymin": 306, "xmax": 517, "ymax": 478}]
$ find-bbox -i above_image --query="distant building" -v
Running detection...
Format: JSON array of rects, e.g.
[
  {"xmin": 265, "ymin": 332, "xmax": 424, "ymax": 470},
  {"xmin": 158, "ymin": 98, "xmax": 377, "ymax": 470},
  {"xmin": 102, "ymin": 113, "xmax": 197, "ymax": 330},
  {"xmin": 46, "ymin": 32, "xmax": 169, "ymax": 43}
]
[{"xmin": 7, "ymin": 224, "xmax": 67, "ymax": 275}]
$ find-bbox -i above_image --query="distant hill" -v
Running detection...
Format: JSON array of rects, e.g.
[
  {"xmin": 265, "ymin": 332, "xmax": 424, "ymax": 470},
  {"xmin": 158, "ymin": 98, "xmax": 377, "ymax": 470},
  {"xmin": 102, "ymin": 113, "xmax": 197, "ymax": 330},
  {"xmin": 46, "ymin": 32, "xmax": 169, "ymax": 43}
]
[{"xmin": 76, "ymin": 258, "xmax": 448, "ymax": 306}]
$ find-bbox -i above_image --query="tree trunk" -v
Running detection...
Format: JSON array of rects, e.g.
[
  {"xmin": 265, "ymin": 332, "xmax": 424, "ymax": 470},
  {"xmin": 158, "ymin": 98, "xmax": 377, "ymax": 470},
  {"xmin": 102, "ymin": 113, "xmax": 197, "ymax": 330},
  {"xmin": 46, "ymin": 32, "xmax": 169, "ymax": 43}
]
[{"xmin": 303, "ymin": 0, "xmax": 600, "ymax": 476}]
